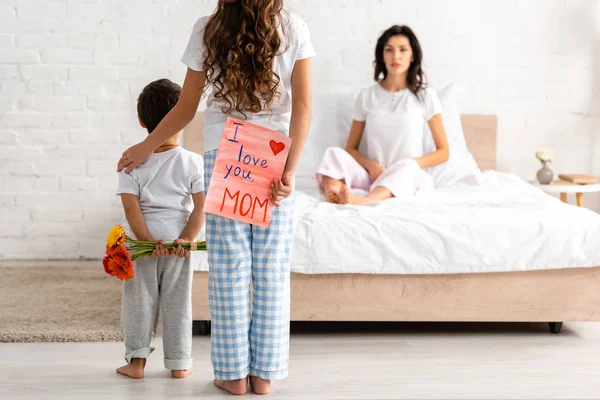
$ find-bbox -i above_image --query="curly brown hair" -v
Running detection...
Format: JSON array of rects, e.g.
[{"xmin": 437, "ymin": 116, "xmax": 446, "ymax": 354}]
[{"xmin": 202, "ymin": 0, "xmax": 287, "ymax": 117}]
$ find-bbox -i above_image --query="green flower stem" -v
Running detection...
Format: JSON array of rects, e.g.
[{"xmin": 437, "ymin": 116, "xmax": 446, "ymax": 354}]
[{"xmin": 124, "ymin": 237, "xmax": 206, "ymax": 261}]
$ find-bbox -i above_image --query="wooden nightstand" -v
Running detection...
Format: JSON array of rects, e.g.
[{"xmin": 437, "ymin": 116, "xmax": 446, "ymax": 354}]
[{"xmin": 532, "ymin": 180, "xmax": 600, "ymax": 207}]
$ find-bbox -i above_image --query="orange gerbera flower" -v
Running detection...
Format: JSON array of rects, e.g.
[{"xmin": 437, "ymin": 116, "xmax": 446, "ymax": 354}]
[
  {"xmin": 102, "ymin": 255, "xmax": 112, "ymax": 276},
  {"xmin": 105, "ymin": 244, "xmax": 126, "ymax": 257},
  {"xmin": 105, "ymin": 248, "xmax": 134, "ymax": 281}
]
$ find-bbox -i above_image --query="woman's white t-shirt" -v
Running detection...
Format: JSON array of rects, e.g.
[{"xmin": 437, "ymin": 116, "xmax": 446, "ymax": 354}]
[
  {"xmin": 181, "ymin": 12, "xmax": 316, "ymax": 152},
  {"xmin": 353, "ymin": 84, "xmax": 442, "ymax": 168}
]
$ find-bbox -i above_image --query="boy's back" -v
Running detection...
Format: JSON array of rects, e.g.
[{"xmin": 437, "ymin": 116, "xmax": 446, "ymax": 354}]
[
  {"xmin": 117, "ymin": 147, "xmax": 204, "ymax": 241},
  {"xmin": 115, "ymin": 77, "xmax": 204, "ymax": 243}
]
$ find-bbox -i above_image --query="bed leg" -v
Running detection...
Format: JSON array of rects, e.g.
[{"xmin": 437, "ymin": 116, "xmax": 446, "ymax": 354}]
[
  {"xmin": 548, "ymin": 322, "xmax": 563, "ymax": 334},
  {"xmin": 193, "ymin": 320, "xmax": 211, "ymax": 336}
]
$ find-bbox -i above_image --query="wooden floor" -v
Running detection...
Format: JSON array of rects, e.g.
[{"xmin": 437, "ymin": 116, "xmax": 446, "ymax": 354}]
[{"xmin": 2, "ymin": 321, "xmax": 600, "ymax": 399}]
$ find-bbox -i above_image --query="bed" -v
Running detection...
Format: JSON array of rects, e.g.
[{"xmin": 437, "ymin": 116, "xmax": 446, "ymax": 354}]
[{"xmin": 184, "ymin": 89, "xmax": 600, "ymax": 335}]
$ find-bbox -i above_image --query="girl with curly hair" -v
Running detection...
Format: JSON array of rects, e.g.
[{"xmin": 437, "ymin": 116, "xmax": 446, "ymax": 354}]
[{"xmin": 117, "ymin": 0, "xmax": 315, "ymax": 395}]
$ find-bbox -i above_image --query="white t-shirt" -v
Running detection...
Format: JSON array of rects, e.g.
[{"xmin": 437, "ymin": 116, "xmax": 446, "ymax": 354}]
[
  {"xmin": 117, "ymin": 147, "xmax": 204, "ymax": 241},
  {"xmin": 353, "ymin": 84, "xmax": 442, "ymax": 168},
  {"xmin": 181, "ymin": 12, "xmax": 317, "ymax": 152}
]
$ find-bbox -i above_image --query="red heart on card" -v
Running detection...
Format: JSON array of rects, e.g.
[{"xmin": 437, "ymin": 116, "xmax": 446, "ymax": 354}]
[{"xmin": 269, "ymin": 140, "xmax": 285, "ymax": 156}]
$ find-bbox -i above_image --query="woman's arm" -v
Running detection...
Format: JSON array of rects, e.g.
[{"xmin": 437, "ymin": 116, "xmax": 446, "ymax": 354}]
[
  {"xmin": 345, "ymin": 120, "xmax": 371, "ymax": 169},
  {"xmin": 117, "ymin": 68, "xmax": 206, "ymax": 173},
  {"xmin": 413, "ymin": 113, "xmax": 450, "ymax": 168},
  {"xmin": 346, "ymin": 120, "xmax": 385, "ymax": 181}
]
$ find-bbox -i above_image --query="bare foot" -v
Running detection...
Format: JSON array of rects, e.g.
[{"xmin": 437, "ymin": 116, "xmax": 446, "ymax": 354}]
[
  {"xmin": 327, "ymin": 185, "xmax": 341, "ymax": 203},
  {"xmin": 214, "ymin": 377, "xmax": 248, "ymax": 395},
  {"xmin": 322, "ymin": 176, "xmax": 344, "ymax": 204},
  {"xmin": 250, "ymin": 376, "xmax": 275, "ymax": 395},
  {"xmin": 347, "ymin": 186, "xmax": 392, "ymax": 205},
  {"xmin": 347, "ymin": 193, "xmax": 365, "ymax": 205},
  {"xmin": 172, "ymin": 367, "xmax": 194, "ymax": 378},
  {"xmin": 334, "ymin": 183, "xmax": 351, "ymax": 205},
  {"xmin": 116, "ymin": 358, "xmax": 146, "ymax": 379}
]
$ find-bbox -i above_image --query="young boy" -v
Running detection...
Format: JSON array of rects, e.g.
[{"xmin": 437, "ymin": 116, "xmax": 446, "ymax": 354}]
[{"xmin": 116, "ymin": 78, "xmax": 205, "ymax": 379}]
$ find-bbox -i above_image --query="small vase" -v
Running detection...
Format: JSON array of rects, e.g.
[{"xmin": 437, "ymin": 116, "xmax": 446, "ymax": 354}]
[{"xmin": 536, "ymin": 161, "xmax": 553, "ymax": 184}]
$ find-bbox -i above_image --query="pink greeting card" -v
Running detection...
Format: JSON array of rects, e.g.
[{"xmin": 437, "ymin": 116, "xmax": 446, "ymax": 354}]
[{"xmin": 204, "ymin": 118, "xmax": 291, "ymax": 227}]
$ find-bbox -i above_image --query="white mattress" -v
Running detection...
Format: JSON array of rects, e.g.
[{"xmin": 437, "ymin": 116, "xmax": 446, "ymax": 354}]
[{"xmin": 193, "ymin": 171, "xmax": 600, "ymax": 274}]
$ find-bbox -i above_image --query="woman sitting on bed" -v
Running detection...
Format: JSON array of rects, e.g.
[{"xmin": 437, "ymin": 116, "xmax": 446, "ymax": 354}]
[{"xmin": 316, "ymin": 25, "xmax": 450, "ymax": 205}]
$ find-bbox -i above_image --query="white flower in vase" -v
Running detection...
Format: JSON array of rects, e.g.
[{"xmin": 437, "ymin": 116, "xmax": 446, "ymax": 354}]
[
  {"xmin": 535, "ymin": 148, "xmax": 554, "ymax": 184},
  {"xmin": 535, "ymin": 148, "xmax": 554, "ymax": 164}
]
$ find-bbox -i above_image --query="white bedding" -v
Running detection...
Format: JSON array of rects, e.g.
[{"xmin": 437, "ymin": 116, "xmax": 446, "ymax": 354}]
[{"xmin": 193, "ymin": 171, "xmax": 600, "ymax": 274}]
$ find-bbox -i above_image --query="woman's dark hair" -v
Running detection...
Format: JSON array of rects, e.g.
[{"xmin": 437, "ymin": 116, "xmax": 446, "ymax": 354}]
[
  {"xmin": 202, "ymin": 0, "xmax": 287, "ymax": 117},
  {"xmin": 374, "ymin": 25, "xmax": 426, "ymax": 97}
]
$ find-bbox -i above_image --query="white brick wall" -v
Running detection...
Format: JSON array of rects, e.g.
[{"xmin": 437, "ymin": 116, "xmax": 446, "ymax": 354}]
[{"xmin": 1, "ymin": 0, "xmax": 599, "ymax": 260}]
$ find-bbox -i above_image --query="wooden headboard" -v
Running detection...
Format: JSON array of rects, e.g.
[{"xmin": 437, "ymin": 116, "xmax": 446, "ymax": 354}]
[
  {"xmin": 183, "ymin": 112, "xmax": 205, "ymax": 155},
  {"xmin": 184, "ymin": 113, "xmax": 498, "ymax": 170},
  {"xmin": 461, "ymin": 115, "xmax": 497, "ymax": 171}
]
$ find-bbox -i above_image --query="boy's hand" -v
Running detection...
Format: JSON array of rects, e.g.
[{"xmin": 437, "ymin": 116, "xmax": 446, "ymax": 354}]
[
  {"xmin": 170, "ymin": 238, "xmax": 190, "ymax": 258},
  {"xmin": 151, "ymin": 240, "xmax": 169, "ymax": 258},
  {"xmin": 270, "ymin": 170, "xmax": 294, "ymax": 207}
]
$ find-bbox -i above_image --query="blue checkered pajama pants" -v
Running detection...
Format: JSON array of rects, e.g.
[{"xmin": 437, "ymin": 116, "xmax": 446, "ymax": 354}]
[{"xmin": 203, "ymin": 150, "xmax": 294, "ymax": 380}]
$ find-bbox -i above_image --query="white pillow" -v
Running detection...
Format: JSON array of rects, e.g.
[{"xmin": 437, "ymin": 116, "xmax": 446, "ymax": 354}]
[
  {"xmin": 296, "ymin": 91, "xmax": 357, "ymax": 178},
  {"xmin": 423, "ymin": 84, "xmax": 482, "ymax": 188}
]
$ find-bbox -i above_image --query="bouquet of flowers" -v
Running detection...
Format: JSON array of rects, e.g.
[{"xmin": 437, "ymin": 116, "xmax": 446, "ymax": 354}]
[{"xmin": 102, "ymin": 225, "xmax": 207, "ymax": 281}]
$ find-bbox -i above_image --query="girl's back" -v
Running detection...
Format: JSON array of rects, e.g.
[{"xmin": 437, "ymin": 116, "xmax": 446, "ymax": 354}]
[{"xmin": 181, "ymin": 2, "xmax": 316, "ymax": 152}]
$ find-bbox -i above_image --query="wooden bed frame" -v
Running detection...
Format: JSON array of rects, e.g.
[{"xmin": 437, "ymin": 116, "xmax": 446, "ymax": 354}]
[{"xmin": 184, "ymin": 113, "xmax": 600, "ymax": 335}]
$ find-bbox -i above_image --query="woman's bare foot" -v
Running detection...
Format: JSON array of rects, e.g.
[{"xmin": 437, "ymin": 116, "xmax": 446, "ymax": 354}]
[
  {"xmin": 214, "ymin": 377, "xmax": 248, "ymax": 395},
  {"xmin": 321, "ymin": 176, "xmax": 344, "ymax": 203},
  {"xmin": 349, "ymin": 186, "xmax": 392, "ymax": 205},
  {"xmin": 347, "ymin": 193, "xmax": 366, "ymax": 205},
  {"xmin": 327, "ymin": 186, "xmax": 341, "ymax": 203},
  {"xmin": 250, "ymin": 376, "xmax": 274, "ymax": 395},
  {"xmin": 172, "ymin": 367, "xmax": 194, "ymax": 378},
  {"xmin": 333, "ymin": 183, "xmax": 351, "ymax": 205},
  {"xmin": 116, "ymin": 358, "xmax": 146, "ymax": 379}
]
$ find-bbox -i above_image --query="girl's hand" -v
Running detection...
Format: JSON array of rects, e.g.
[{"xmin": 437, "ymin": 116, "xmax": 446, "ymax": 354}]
[
  {"xmin": 117, "ymin": 141, "xmax": 154, "ymax": 174},
  {"xmin": 170, "ymin": 239, "xmax": 190, "ymax": 258},
  {"xmin": 151, "ymin": 240, "xmax": 169, "ymax": 258},
  {"xmin": 365, "ymin": 160, "xmax": 385, "ymax": 182},
  {"xmin": 270, "ymin": 170, "xmax": 294, "ymax": 207}
]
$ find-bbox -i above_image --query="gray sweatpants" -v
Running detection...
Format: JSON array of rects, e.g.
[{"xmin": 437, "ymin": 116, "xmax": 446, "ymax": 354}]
[{"xmin": 120, "ymin": 255, "xmax": 193, "ymax": 370}]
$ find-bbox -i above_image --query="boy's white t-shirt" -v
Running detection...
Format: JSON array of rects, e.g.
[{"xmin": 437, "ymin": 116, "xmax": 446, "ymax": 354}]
[
  {"xmin": 181, "ymin": 12, "xmax": 317, "ymax": 152},
  {"xmin": 353, "ymin": 84, "xmax": 442, "ymax": 168},
  {"xmin": 117, "ymin": 147, "xmax": 204, "ymax": 242}
]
